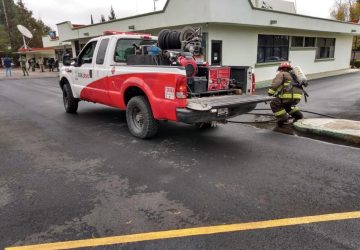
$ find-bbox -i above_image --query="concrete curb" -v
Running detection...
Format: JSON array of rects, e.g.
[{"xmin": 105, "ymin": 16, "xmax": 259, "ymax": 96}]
[{"xmin": 294, "ymin": 118, "xmax": 360, "ymax": 144}]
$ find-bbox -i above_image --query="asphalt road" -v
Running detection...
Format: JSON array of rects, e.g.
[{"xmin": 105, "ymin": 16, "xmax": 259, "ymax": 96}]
[{"xmin": 0, "ymin": 73, "xmax": 359, "ymax": 249}]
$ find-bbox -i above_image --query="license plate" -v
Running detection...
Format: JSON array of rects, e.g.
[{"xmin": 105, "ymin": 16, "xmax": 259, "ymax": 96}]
[{"xmin": 217, "ymin": 108, "xmax": 229, "ymax": 116}]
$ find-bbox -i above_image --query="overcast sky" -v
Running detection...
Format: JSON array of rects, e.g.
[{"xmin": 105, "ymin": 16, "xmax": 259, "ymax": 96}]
[{"xmin": 22, "ymin": 0, "xmax": 335, "ymax": 31}]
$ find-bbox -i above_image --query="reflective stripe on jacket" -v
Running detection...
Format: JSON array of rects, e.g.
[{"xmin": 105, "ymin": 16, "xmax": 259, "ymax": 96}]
[{"xmin": 268, "ymin": 71, "xmax": 303, "ymax": 99}]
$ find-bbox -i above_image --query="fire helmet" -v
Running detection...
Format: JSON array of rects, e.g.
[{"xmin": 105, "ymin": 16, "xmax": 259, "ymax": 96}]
[{"xmin": 278, "ymin": 62, "xmax": 293, "ymax": 71}]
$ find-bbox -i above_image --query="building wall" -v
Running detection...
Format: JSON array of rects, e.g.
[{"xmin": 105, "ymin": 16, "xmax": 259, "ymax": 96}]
[
  {"xmin": 208, "ymin": 24, "xmax": 353, "ymax": 82},
  {"xmin": 57, "ymin": 0, "xmax": 360, "ymax": 43},
  {"xmin": 250, "ymin": 0, "xmax": 296, "ymax": 13}
]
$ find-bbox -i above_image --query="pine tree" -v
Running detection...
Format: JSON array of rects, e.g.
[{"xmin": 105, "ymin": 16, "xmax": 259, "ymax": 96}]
[
  {"xmin": 108, "ymin": 5, "xmax": 116, "ymax": 20},
  {"xmin": 100, "ymin": 14, "xmax": 106, "ymax": 23}
]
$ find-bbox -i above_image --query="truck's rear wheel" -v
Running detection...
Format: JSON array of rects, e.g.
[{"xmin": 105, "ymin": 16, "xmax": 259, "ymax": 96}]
[
  {"xmin": 195, "ymin": 122, "xmax": 217, "ymax": 129},
  {"xmin": 126, "ymin": 96, "xmax": 159, "ymax": 139},
  {"xmin": 62, "ymin": 84, "xmax": 79, "ymax": 113}
]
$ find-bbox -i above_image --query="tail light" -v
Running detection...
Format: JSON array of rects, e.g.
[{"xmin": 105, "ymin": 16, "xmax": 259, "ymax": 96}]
[
  {"xmin": 252, "ymin": 73, "xmax": 256, "ymax": 94},
  {"xmin": 175, "ymin": 75, "xmax": 188, "ymax": 99}
]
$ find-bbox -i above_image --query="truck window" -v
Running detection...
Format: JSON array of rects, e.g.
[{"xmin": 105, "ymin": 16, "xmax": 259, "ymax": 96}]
[
  {"xmin": 114, "ymin": 39, "xmax": 157, "ymax": 63},
  {"xmin": 96, "ymin": 38, "xmax": 109, "ymax": 65},
  {"xmin": 78, "ymin": 41, "xmax": 97, "ymax": 66}
]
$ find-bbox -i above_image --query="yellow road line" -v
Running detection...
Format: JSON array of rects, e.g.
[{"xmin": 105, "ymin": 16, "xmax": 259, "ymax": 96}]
[{"xmin": 6, "ymin": 211, "xmax": 360, "ymax": 250}]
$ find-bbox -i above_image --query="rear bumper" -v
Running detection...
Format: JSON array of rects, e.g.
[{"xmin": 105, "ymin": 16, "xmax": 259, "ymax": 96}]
[
  {"xmin": 176, "ymin": 94, "xmax": 274, "ymax": 124},
  {"xmin": 176, "ymin": 103, "xmax": 257, "ymax": 124}
]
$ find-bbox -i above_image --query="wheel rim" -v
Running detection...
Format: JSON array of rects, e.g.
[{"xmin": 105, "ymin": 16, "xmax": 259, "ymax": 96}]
[{"xmin": 131, "ymin": 106, "xmax": 144, "ymax": 131}]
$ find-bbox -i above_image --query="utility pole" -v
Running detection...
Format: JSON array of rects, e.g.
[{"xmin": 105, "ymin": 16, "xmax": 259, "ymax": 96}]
[
  {"xmin": 1, "ymin": 0, "xmax": 13, "ymax": 51},
  {"xmin": 153, "ymin": 0, "xmax": 158, "ymax": 12}
]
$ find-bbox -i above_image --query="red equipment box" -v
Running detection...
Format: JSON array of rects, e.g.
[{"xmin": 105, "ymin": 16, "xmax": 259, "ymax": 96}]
[{"xmin": 208, "ymin": 67, "xmax": 230, "ymax": 91}]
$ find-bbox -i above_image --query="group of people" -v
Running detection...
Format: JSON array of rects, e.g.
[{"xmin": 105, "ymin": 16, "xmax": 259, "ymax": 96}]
[{"xmin": 1, "ymin": 56, "xmax": 59, "ymax": 77}]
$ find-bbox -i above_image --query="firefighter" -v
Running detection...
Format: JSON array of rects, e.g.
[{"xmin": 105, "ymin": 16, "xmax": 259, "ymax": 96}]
[{"xmin": 268, "ymin": 62, "xmax": 305, "ymax": 126}]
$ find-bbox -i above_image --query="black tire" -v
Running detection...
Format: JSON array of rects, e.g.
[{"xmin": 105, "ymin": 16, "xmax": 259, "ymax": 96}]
[
  {"xmin": 195, "ymin": 122, "xmax": 216, "ymax": 129},
  {"xmin": 126, "ymin": 96, "xmax": 159, "ymax": 139},
  {"xmin": 62, "ymin": 83, "xmax": 79, "ymax": 113}
]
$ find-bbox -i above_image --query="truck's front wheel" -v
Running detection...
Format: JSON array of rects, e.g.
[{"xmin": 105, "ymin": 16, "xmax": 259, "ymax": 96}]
[
  {"xmin": 126, "ymin": 96, "xmax": 159, "ymax": 139},
  {"xmin": 62, "ymin": 84, "xmax": 79, "ymax": 113}
]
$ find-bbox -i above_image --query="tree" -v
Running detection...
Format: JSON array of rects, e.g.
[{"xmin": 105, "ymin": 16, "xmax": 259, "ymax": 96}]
[
  {"xmin": 91, "ymin": 14, "xmax": 94, "ymax": 25},
  {"xmin": 108, "ymin": 5, "xmax": 116, "ymax": 21},
  {"xmin": 100, "ymin": 14, "xmax": 106, "ymax": 23},
  {"xmin": 331, "ymin": 0, "xmax": 360, "ymax": 22},
  {"xmin": 0, "ymin": 24, "xmax": 10, "ymax": 51},
  {"xmin": 0, "ymin": 0, "xmax": 51, "ymax": 52},
  {"xmin": 349, "ymin": 0, "xmax": 360, "ymax": 22}
]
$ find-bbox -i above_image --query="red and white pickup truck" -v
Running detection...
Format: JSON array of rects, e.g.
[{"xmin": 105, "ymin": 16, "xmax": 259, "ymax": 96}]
[{"xmin": 59, "ymin": 29, "xmax": 272, "ymax": 138}]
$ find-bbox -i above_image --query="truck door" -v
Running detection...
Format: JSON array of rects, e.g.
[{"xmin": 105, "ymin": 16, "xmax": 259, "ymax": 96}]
[
  {"xmin": 91, "ymin": 38, "xmax": 112, "ymax": 105},
  {"xmin": 73, "ymin": 40, "xmax": 98, "ymax": 97}
]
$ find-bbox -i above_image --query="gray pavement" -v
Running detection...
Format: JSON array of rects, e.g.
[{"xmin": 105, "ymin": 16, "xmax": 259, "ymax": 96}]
[{"xmin": 0, "ymin": 74, "xmax": 360, "ymax": 249}]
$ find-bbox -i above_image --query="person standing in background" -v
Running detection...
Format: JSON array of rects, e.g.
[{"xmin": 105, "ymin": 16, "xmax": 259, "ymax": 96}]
[
  {"xmin": 27, "ymin": 58, "xmax": 32, "ymax": 70},
  {"xmin": 19, "ymin": 56, "xmax": 29, "ymax": 76},
  {"xmin": 3, "ymin": 56, "xmax": 13, "ymax": 77},
  {"xmin": 38, "ymin": 57, "xmax": 44, "ymax": 72},
  {"xmin": 54, "ymin": 59, "xmax": 59, "ymax": 72},
  {"xmin": 31, "ymin": 57, "xmax": 36, "ymax": 72},
  {"xmin": 48, "ymin": 58, "xmax": 55, "ymax": 72}
]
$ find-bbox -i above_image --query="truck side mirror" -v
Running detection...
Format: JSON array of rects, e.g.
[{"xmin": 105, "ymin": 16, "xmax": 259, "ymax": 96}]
[{"xmin": 82, "ymin": 57, "xmax": 92, "ymax": 65}]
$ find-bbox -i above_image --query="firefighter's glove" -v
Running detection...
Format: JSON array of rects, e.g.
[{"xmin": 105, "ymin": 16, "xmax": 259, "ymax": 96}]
[{"xmin": 268, "ymin": 88, "xmax": 276, "ymax": 96}]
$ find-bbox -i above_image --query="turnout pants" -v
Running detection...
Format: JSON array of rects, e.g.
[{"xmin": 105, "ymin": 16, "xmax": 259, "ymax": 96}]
[
  {"xmin": 270, "ymin": 98, "xmax": 303, "ymax": 121},
  {"xmin": 21, "ymin": 67, "xmax": 29, "ymax": 76}
]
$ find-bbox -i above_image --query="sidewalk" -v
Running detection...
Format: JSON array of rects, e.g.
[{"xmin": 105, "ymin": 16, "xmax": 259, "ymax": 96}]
[
  {"xmin": 0, "ymin": 68, "xmax": 59, "ymax": 81},
  {"xmin": 256, "ymin": 68, "xmax": 360, "ymax": 89},
  {"xmin": 294, "ymin": 118, "xmax": 360, "ymax": 144}
]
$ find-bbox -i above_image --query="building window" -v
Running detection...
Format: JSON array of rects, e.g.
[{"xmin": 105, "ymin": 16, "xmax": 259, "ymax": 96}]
[
  {"xmin": 257, "ymin": 35, "xmax": 289, "ymax": 63},
  {"xmin": 316, "ymin": 38, "xmax": 336, "ymax": 59},
  {"xmin": 305, "ymin": 37, "xmax": 315, "ymax": 47},
  {"xmin": 292, "ymin": 36, "xmax": 304, "ymax": 47},
  {"xmin": 291, "ymin": 36, "xmax": 316, "ymax": 47}
]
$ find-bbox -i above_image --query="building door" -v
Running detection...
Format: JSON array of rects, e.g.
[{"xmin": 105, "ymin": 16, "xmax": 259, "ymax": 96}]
[{"xmin": 211, "ymin": 40, "xmax": 222, "ymax": 65}]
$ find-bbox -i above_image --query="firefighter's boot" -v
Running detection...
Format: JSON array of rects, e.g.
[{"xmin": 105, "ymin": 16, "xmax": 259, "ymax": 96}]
[
  {"xmin": 289, "ymin": 107, "xmax": 302, "ymax": 120},
  {"xmin": 291, "ymin": 110, "xmax": 303, "ymax": 121},
  {"xmin": 277, "ymin": 116, "xmax": 291, "ymax": 127}
]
